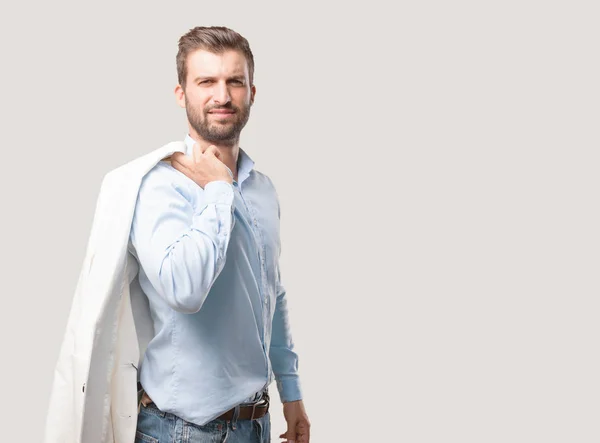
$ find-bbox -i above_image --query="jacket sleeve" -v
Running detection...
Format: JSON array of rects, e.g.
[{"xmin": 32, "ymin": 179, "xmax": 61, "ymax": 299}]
[{"xmin": 129, "ymin": 168, "xmax": 235, "ymax": 314}]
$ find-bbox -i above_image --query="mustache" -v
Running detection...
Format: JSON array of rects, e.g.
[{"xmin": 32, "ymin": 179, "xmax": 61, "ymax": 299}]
[{"xmin": 206, "ymin": 104, "xmax": 238, "ymax": 112}]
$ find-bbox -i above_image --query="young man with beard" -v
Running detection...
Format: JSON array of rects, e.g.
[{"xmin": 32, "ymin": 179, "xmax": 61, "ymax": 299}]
[{"xmin": 129, "ymin": 27, "xmax": 310, "ymax": 443}]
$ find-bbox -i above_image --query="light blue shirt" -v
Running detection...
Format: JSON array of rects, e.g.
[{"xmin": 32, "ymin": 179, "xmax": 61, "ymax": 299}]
[{"xmin": 128, "ymin": 135, "xmax": 302, "ymax": 426}]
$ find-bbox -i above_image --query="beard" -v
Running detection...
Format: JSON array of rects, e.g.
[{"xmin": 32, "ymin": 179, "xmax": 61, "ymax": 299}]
[{"xmin": 186, "ymin": 98, "xmax": 252, "ymax": 146}]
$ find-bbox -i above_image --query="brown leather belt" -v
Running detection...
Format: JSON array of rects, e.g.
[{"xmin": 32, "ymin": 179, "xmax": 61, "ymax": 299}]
[{"xmin": 140, "ymin": 390, "xmax": 269, "ymax": 421}]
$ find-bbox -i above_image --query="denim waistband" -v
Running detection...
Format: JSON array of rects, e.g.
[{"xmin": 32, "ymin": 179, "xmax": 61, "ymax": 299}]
[{"xmin": 240, "ymin": 387, "xmax": 269, "ymax": 405}]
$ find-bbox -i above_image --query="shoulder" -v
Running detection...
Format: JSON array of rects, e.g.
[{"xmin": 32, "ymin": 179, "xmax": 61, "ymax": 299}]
[
  {"xmin": 101, "ymin": 141, "xmax": 187, "ymax": 189},
  {"xmin": 249, "ymin": 169, "xmax": 281, "ymax": 217},
  {"xmin": 138, "ymin": 161, "xmax": 197, "ymax": 202},
  {"xmin": 141, "ymin": 160, "xmax": 180, "ymax": 184},
  {"xmin": 251, "ymin": 169, "xmax": 278, "ymax": 193}
]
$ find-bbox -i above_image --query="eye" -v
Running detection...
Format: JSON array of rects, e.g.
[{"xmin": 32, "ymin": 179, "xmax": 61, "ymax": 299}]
[
  {"xmin": 198, "ymin": 80, "xmax": 213, "ymax": 85},
  {"xmin": 231, "ymin": 79, "xmax": 244, "ymax": 85}
]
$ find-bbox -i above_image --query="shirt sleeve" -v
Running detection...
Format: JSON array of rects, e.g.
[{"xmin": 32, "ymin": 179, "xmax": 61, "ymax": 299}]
[
  {"xmin": 129, "ymin": 168, "xmax": 235, "ymax": 314},
  {"xmin": 270, "ymin": 272, "xmax": 303, "ymax": 403},
  {"xmin": 268, "ymin": 188, "xmax": 303, "ymax": 403}
]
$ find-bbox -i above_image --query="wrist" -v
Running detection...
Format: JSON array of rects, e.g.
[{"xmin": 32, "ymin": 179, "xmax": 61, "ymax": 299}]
[
  {"xmin": 202, "ymin": 181, "xmax": 235, "ymax": 205},
  {"xmin": 206, "ymin": 176, "xmax": 233, "ymax": 186}
]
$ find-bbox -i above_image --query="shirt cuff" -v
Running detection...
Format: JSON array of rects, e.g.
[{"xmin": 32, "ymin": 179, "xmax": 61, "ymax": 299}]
[
  {"xmin": 203, "ymin": 181, "xmax": 234, "ymax": 206},
  {"xmin": 276, "ymin": 377, "xmax": 303, "ymax": 403}
]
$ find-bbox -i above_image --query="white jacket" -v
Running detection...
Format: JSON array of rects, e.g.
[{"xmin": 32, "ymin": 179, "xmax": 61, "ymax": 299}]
[{"xmin": 45, "ymin": 142, "xmax": 187, "ymax": 443}]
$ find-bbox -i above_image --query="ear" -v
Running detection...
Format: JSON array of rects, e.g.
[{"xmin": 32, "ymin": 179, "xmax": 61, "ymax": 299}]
[
  {"xmin": 174, "ymin": 84, "xmax": 186, "ymax": 108},
  {"xmin": 250, "ymin": 84, "xmax": 256, "ymax": 105}
]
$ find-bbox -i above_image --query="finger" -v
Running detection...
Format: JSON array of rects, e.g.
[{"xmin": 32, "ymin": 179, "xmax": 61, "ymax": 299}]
[
  {"xmin": 205, "ymin": 145, "xmax": 221, "ymax": 158},
  {"xmin": 170, "ymin": 157, "xmax": 188, "ymax": 174},
  {"xmin": 170, "ymin": 154, "xmax": 183, "ymax": 168},
  {"xmin": 286, "ymin": 429, "xmax": 297, "ymax": 443},
  {"xmin": 170, "ymin": 152, "xmax": 186, "ymax": 164},
  {"xmin": 298, "ymin": 421, "xmax": 310, "ymax": 442},
  {"xmin": 193, "ymin": 143, "xmax": 202, "ymax": 161}
]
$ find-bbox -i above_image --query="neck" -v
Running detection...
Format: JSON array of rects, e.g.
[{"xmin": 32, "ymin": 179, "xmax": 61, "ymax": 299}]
[{"xmin": 188, "ymin": 130, "xmax": 240, "ymax": 182}]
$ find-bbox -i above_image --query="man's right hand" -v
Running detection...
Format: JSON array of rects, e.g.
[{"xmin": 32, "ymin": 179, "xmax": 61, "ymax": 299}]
[{"xmin": 170, "ymin": 143, "xmax": 233, "ymax": 188}]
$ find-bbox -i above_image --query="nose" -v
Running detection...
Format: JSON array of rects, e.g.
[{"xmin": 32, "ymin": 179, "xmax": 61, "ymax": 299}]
[{"xmin": 212, "ymin": 81, "xmax": 231, "ymax": 106}]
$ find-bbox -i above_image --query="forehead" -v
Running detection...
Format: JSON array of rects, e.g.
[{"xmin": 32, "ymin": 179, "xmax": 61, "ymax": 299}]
[{"xmin": 186, "ymin": 49, "xmax": 249, "ymax": 78}]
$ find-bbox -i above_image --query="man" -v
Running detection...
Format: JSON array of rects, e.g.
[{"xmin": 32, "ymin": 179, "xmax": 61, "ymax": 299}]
[{"xmin": 128, "ymin": 26, "xmax": 310, "ymax": 443}]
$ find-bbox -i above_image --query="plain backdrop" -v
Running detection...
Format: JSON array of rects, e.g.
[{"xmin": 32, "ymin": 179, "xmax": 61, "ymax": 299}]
[{"xmin": 0, "ymin": 1, "xmax": 598, "ymax": 442}]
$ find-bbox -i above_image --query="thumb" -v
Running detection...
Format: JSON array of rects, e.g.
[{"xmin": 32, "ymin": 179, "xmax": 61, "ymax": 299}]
[
  {"xmin": 286, "ymin": 427, "xmax": 297, "ymax": 443},
  {"xmin": 205, "ymin": 145, "xmax": 221, "ymax": 159},
  {"xmin": 192, "ymin": 143, "xmax": 202, "ymax": 161}
]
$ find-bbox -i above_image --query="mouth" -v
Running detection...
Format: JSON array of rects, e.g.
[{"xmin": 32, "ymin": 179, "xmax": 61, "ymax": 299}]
[{"xmin": 209, "ymin": 109, "xmax": 236, "ymax": 118}]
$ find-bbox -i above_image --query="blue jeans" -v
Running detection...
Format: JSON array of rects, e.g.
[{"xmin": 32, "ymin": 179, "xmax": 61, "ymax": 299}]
[{"xmin": 135, "ymin": 400, "xmax": 271, "ymax": 443}]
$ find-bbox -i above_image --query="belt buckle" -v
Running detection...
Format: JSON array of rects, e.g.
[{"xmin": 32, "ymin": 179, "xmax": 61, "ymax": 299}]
[{"xmin": 250, "ymin": 391, "xmax": 270, "ymax": 420}]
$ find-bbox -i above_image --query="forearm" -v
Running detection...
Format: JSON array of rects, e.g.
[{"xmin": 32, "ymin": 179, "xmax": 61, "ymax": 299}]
[{"xmin": 131, "ymin": 178, "xmax": 235, "ymax": 313}]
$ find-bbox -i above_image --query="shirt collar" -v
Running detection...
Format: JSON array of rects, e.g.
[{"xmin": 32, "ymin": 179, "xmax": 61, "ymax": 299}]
[{"xmin": 184, "ymin": 134, "xmax": 255, "ymax": 184}]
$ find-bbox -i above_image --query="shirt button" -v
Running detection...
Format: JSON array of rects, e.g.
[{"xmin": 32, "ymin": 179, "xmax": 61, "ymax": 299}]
[{"xmin": 254, "ymin": 219, "xmax": 258, "ymax": 226}]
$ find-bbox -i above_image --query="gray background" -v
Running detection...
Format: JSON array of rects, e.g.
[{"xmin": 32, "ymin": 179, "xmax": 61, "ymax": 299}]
[{"xmin": 0, "ymin": 1, "xmax": 598, "ymax": 441}]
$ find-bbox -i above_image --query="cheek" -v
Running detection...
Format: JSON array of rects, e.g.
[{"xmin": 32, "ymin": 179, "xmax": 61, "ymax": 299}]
[
  {"xmin": 233, "ymin": 92, "xmax": 252, "ymax": 108},
  {"xmin": 186, "ymin": 90, "xmax": 209, "ymax": 108}
]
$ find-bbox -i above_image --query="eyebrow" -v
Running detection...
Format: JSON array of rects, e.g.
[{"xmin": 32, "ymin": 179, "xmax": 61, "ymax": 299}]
[{"xmin": 193, "ymin": 75, "xmax": 246, "ymax": 82}]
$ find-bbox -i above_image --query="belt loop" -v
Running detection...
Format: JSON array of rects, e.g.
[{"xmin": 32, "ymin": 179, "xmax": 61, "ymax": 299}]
[{"xmin": 231, "ymin": 404, "xmax": 240, "ymax": 430}]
